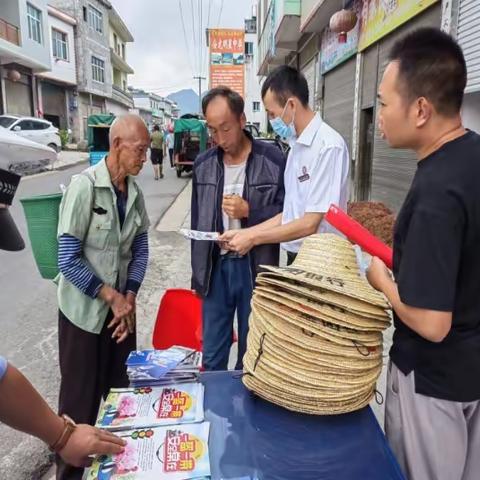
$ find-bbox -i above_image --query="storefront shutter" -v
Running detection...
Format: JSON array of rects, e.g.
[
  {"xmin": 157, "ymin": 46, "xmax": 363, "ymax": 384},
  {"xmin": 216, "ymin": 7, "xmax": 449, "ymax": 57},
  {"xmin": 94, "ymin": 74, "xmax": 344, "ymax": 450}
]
[
  {"xmin": 457, "ymin": 0, "xmax": 480, "ymax": 93},
  {"xmin": 370, "ymin": 4, "xmax": 441, "ymax": 212},
  {"xmin": 322, "ymin": 56, "xmax": 356, "ymax": 157}
]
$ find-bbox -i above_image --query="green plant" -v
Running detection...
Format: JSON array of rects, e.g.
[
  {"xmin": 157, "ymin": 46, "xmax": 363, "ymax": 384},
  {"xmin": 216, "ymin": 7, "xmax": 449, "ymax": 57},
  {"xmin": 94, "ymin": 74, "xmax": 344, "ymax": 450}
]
[{"xmin": 59, "ymin": 129, "xmax": 69, "ymax": 149}]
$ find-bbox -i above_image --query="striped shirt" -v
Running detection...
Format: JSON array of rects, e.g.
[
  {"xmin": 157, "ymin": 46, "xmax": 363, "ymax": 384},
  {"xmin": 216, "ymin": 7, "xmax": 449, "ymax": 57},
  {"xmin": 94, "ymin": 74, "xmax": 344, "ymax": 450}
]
[{"xmin": 58, "ymin": 232, "xmax": 149, "ymax": 298}]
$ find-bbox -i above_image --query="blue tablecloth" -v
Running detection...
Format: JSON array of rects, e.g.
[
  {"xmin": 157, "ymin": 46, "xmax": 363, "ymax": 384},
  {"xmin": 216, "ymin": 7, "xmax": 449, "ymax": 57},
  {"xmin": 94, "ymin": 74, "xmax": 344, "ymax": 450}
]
[{"xmin": 201, "ymin": 371, "xmax": 405, "ymax": 480}]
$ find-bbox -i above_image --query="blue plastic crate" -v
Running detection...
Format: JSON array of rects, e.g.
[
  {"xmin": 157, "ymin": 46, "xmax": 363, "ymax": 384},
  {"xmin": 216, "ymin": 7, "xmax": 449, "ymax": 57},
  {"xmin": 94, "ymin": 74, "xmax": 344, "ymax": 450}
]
[{"xmin": 89, "ymin": 151, "xmax": 107, "ymax": 166}]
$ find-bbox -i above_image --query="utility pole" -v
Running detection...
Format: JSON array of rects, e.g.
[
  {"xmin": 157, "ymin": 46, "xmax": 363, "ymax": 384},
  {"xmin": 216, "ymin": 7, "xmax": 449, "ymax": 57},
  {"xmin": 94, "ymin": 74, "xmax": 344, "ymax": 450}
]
[{"xmin": 193, "ymin": 76, "xmax": 206, "ymax": 115}]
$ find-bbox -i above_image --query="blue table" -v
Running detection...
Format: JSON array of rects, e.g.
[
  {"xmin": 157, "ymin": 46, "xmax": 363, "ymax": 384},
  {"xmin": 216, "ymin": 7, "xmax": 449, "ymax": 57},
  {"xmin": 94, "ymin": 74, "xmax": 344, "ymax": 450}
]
[{"xmin": 201, "ymin": 371, "xmax": 405, "ymax": 480}]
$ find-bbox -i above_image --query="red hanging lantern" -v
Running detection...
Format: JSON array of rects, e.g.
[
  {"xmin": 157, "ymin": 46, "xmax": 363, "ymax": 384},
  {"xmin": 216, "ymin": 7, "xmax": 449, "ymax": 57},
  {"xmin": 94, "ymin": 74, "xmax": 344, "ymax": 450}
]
[
  {"xmin": 7, "ymin": 69, "xmax": 21, "ymax": 82},
  {"xmin": 329, "ymin": 9, "xmax": 358, "ymax": 43}
]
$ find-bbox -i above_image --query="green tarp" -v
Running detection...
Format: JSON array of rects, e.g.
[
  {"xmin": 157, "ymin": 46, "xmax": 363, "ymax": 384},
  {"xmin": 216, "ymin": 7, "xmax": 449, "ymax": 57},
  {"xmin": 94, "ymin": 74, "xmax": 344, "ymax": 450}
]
[
  {"xmin": 87, "ymin": 114, "xmax": 115, "ymax": 151},
  {"xmin": 174, "ymin": 118, "xmax": 207, "ymax": 151}
]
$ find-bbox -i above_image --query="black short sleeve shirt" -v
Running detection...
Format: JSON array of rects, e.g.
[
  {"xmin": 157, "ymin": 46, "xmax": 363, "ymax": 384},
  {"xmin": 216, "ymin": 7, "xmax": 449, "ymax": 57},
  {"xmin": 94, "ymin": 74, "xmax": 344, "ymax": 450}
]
[{"xmin": 391, "ymin": 131, "xmax": 480, "ymax": 402}]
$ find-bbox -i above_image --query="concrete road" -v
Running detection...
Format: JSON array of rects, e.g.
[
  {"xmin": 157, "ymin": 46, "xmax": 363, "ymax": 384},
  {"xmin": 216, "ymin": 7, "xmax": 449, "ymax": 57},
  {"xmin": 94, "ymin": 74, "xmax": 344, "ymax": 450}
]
[{"xmin": 0, "ymin": 160, "xmax": 189, "ymax": 478}]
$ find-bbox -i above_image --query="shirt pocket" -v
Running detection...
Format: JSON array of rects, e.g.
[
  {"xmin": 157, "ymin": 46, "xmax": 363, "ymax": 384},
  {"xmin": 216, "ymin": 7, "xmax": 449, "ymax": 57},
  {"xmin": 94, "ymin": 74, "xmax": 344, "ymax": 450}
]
[
  {"xmin": 249, "ymin": 183, "xmax": 276, "ymax": 206},
  {"xmin": 87, "ymin": 217, "xmax": 113, "ymax": 250}
]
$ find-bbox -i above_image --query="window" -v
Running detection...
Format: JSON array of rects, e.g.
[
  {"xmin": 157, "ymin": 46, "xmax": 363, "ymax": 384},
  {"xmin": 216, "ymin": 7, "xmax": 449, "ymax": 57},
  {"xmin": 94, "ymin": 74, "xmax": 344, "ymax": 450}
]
[
  {"xmin": 121, "ymin": 44, "xmax": 125, "ymax": 60},
  {"xmin": 31, "ymin": 120, "xmax": 50, "ymax": 130},
  {"xmin": 87, "ymin": 4, "xmax": 103, "ymax": 34},
  {"xmin": 52, "ymin": 29, "xmax": 68, "ymax": 60},
  {"xmin": 91, "ymin": 56, "xmax": 105, "ymax": 83},
  {"xmin": 27, "ymin": 3, "xmax": 42, "ymax": 44},
  {"xmin": 245, "ymin": 42, "xmax": 254, "ymax": 56},
  {"xmin": 253, "ymin": 101, "xmax": 260, "ymax": 112},
  {"xmin": 0, "ymin": 117, "xmax": 17, "ymax": 128},
  {"xmin": 15, "ymin": 120, "xmax": 34, "ymax": 131}
]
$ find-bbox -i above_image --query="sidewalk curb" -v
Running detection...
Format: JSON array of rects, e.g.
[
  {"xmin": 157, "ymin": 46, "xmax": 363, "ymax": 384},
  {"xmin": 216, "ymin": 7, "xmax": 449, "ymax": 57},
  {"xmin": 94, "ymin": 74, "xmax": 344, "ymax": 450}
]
[
  {"xmin": 155, "ymin": 180, "xmax": 192, "ymax": 232},
  {"xmin": 54, "ymin": 159, "xmax": 88, "ymax": 172},
  {"xmin": 21, "ymin": 158, "xmax": 88, "ymax": 181}
]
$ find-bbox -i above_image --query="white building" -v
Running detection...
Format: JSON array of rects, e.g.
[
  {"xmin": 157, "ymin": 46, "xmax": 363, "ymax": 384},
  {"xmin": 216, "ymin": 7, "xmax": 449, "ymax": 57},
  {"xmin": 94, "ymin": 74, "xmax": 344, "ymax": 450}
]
[
  {"xmin": 130, "ymin": 89, "xmax": 178, "ymax": 129},
  {"xmin": 105, "ymin": 5, "xmax": 134, "ymax": 116},
  {"xmin": 37, "ymin": 5, "xmax": 77, "ymax": 131},
  {"xmin": 0, "ymin": 0, "xmax": 51, "ymax": 116},
  {"xmin": 244, "ymin": 12, "xmax": 267, "ymax": 133}
]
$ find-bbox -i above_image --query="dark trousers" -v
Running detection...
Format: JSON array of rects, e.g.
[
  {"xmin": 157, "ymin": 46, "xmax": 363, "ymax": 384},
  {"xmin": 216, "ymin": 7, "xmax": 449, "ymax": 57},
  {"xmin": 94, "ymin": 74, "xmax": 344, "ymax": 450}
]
[
  {"xmin": 56, "ymin": 310, "xmax": 136, "ymax": 480},
  {"xmin": 202, "ymin": 255, "xmax": 253, "ymax": 371},
  {"xmin": 286, "ymin": 251, "xmax": 297, "ymax": 266},
  {"xmin": 168, "ymin": 148, "xmax": 174, "ymax": 167}
]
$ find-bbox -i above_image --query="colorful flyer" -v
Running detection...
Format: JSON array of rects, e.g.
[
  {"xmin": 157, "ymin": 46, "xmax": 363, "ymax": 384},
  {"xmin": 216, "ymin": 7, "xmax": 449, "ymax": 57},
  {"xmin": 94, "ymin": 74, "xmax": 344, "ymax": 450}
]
[
  {"xmin": 86, "ymin": 423, "xmax": 211, "ymax": 480},
  {"xmin": 96, "ymin": 384, "xmax": 204, "ymax": 431}
]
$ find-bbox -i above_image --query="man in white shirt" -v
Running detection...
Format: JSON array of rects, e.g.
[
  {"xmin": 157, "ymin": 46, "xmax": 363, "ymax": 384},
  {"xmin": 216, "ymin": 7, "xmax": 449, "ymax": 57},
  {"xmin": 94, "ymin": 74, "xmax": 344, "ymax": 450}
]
[{"xmin": 220, "ymin": 65, "xmax": 349, "ymax": 264}]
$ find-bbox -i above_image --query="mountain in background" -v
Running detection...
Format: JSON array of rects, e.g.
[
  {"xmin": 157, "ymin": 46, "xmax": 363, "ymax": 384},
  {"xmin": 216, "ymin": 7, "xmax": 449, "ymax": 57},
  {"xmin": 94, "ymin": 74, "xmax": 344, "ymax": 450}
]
[{"xmin": 167, "ymin": 89, "xmax": 200, "ymax": 116}]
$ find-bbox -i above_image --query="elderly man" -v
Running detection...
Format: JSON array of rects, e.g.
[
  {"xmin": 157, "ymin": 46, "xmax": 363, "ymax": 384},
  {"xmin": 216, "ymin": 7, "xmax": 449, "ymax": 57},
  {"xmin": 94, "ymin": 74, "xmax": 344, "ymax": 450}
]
[
  {"xmin": 56, "ymin": 114, "xmax": 150, "ymax": 479},
  {"xmin": 0, "ymin": 167, "xmax": 126, "ymax": 471}
]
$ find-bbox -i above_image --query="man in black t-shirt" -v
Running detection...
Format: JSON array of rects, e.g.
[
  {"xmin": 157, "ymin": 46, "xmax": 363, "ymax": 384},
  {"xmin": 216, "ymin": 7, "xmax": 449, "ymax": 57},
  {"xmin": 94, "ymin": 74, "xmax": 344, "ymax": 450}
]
[{"xmin": 367, "ymin": 28, "xmax": 480, "ymax": 480}]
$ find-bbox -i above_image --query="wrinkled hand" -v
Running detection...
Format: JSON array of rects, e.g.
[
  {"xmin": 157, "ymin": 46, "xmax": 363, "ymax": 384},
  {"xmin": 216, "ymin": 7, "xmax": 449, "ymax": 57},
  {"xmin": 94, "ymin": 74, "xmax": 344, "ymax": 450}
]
[
  {"xmin": 108, "ymin": 318, "xmax": 130, "ymax": 343},
  {"xmin": 219, "ymin": 230, "xmax": 240, "ymax": 243},
  {"xmin": 109, "ymin": 291, "xmax": 133, "ymax": 322},
  {"xmin": 222, "ymin": 195, "xmax": 249, "ymax": 220},
  {"xmin": 125, "ymin": 292, "xmax": 136, "ymax": 334},
  {"xmin": 366, "ymin": 257, "xmax": 391, "ymax": 292},
  {"xmin": 59, "ymin": 424, "xmax": 126, "ymax": 468},
  {"xmin": 107, "ymin": 292, "xmax": 133, "ymax": 343},
  {"xmin": 225, "ymin": 230, "xmax": 256, "ymax": 256}
]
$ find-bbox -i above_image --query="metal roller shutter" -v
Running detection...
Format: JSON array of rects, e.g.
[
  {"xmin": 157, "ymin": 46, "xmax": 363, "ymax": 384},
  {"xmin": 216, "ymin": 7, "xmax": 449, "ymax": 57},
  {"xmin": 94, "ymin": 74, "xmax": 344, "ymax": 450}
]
[
  {"xmin": 371, "ymin": 4, "xmax": 441, "ymax": 212},
  {"xmin": 323, "ymin": 56, "xmax": 356, "ymax": 156},
  {"xmin": 457, "ymin": 0, "xmax": 480, "ymax": 93}
]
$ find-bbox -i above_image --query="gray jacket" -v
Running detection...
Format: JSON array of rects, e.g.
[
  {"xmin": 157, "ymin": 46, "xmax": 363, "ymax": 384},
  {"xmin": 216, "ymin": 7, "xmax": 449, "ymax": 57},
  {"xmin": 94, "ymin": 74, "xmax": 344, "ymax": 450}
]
[{"xmin": 191, "ymin": 134, "xmax": 286, "ymax": 297}]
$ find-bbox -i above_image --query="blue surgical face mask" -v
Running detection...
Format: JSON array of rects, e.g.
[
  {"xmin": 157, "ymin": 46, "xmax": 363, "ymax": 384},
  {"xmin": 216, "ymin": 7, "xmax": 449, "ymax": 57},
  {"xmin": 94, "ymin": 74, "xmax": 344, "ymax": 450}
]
[{"xmin": 269, "ymin": 101, "xmax": 296, "ymax": 140}]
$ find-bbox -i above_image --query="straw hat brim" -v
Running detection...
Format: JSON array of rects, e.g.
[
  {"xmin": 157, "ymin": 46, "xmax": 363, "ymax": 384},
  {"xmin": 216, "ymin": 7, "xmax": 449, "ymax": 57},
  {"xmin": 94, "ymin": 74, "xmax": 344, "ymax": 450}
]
[
  {"xmin": 246, "ymin": 318, "xmax": 382, "ymax": 388},
  {"xmin": 254, "ymin": 286, "xmax": 390, "ymax": 332},
  {"xmin": 242, "ymin": 374, "xmax": 375, "ymax": 415},
  {"xmin": 250, "ymin": 304, "xmax": 383, "ymax": 361},
  {"xmin": 252, "ymin": 298, "xmax": 383, "ymax": 348},
  {"xmin": 256, "ymin": 273, "xmax": 390, "ymax": 320},
  {"xmin": 261, "ymin": 265, "xmax": 388, "ymax": 309}
]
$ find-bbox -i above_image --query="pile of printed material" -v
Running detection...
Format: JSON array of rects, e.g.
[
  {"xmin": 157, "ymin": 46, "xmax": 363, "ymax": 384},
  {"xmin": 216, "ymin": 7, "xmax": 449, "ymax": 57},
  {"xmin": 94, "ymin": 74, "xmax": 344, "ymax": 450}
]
[
  {"xmin": 127, "ymin": 346, "xmax": 202, "ymax": 387},
  {"xmin": 86, "ymin": 346, "xmax": 211, "ymax": 479},
  {"xmin": 243, "ymin": 233, "xmax": 392, "ymax": 415}
]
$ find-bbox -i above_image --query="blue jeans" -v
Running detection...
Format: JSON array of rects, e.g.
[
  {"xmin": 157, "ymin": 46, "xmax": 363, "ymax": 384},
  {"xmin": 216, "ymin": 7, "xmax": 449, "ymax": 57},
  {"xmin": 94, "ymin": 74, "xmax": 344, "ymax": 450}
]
[{"xmin": 202, "ymin": 255, "xmax": 253, "ymax": 371}]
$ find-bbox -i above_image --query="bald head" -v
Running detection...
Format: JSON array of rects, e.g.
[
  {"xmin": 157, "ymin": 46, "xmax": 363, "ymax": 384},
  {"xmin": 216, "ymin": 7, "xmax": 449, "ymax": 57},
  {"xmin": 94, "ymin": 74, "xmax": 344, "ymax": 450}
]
[
  {"xmin": 107, "ymin": 114, "xmax": 150, "ymax": 177},
  {"xmin": 109, "ymin": 114, "xmax": 149, "ymax": 145}
]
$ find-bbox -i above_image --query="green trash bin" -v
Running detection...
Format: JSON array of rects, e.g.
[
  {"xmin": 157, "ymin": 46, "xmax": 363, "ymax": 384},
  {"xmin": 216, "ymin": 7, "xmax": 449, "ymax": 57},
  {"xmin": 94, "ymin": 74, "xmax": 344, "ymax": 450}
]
[{"xmin": 20, "ymin": 193, "xmax": 62, "ymax": 280}]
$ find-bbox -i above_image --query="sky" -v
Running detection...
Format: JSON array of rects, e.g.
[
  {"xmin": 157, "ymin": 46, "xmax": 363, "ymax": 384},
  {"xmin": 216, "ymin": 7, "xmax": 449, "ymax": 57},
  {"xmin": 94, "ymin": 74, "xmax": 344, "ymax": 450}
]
[{"xmin": 112, "ymin": 0, "xmax": 257, "ymax": 97}]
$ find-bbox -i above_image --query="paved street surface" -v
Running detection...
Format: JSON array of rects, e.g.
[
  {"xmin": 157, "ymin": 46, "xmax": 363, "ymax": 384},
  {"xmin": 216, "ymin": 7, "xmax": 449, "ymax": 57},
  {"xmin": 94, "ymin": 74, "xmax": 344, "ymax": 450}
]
[{"xmin": 0, "ymin": 161, "xmax": 188, "ymax": 479}]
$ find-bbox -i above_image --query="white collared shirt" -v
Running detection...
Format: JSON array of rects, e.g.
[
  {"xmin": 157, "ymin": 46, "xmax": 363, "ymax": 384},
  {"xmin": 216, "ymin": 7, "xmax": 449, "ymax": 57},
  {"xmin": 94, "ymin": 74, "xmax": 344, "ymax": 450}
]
[{"xmin": 281, "ymin": 113, "xmax": 350, "ymax": 253}]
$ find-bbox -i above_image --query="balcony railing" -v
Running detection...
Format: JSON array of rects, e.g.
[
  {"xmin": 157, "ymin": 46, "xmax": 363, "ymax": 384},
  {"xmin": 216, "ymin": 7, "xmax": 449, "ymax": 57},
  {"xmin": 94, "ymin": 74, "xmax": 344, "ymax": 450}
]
[
  {"xmin": 112, "ymin": 84, "xmax": 134, "ymax": 108},
  {"xmin": 0, "ymin": 18, "xmax": 20, "ymax": 46}
]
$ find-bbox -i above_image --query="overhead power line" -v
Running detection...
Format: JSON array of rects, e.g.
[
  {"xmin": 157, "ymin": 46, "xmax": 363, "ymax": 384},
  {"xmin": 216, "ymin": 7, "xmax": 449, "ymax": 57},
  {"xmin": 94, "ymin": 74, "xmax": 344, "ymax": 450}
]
[{"xmin": 179, "ymin": 0, "xmax": 194, "ymax": 75}]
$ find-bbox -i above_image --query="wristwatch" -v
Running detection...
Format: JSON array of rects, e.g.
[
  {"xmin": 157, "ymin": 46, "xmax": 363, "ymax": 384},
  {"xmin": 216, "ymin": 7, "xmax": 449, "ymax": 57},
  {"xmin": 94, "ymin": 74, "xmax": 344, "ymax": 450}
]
[{"xmin": 49, "ymin": 414, "xmax": 77, "ymax": 453}]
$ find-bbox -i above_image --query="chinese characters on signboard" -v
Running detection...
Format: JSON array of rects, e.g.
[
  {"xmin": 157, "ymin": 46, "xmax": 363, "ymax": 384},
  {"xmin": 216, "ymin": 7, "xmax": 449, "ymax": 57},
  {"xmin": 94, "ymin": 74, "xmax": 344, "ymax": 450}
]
[{"xmin": 209, "ymin": 29, "xmax": 245, "ymax": 97}]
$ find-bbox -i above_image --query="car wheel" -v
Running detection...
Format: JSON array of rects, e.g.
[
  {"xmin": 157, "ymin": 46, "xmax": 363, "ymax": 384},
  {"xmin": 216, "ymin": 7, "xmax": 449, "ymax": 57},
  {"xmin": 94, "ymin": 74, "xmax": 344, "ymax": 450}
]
[{"xmin": 48, "ymin": 143, "xmax": 60, "ymax": 153}]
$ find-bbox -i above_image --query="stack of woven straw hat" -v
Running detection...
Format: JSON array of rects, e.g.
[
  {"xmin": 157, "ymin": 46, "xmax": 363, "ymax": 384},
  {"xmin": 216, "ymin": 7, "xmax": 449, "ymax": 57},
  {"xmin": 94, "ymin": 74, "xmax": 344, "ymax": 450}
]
[{"xmin": 243, "ymin": 233, "xmax": 391, "ymax": 415}]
